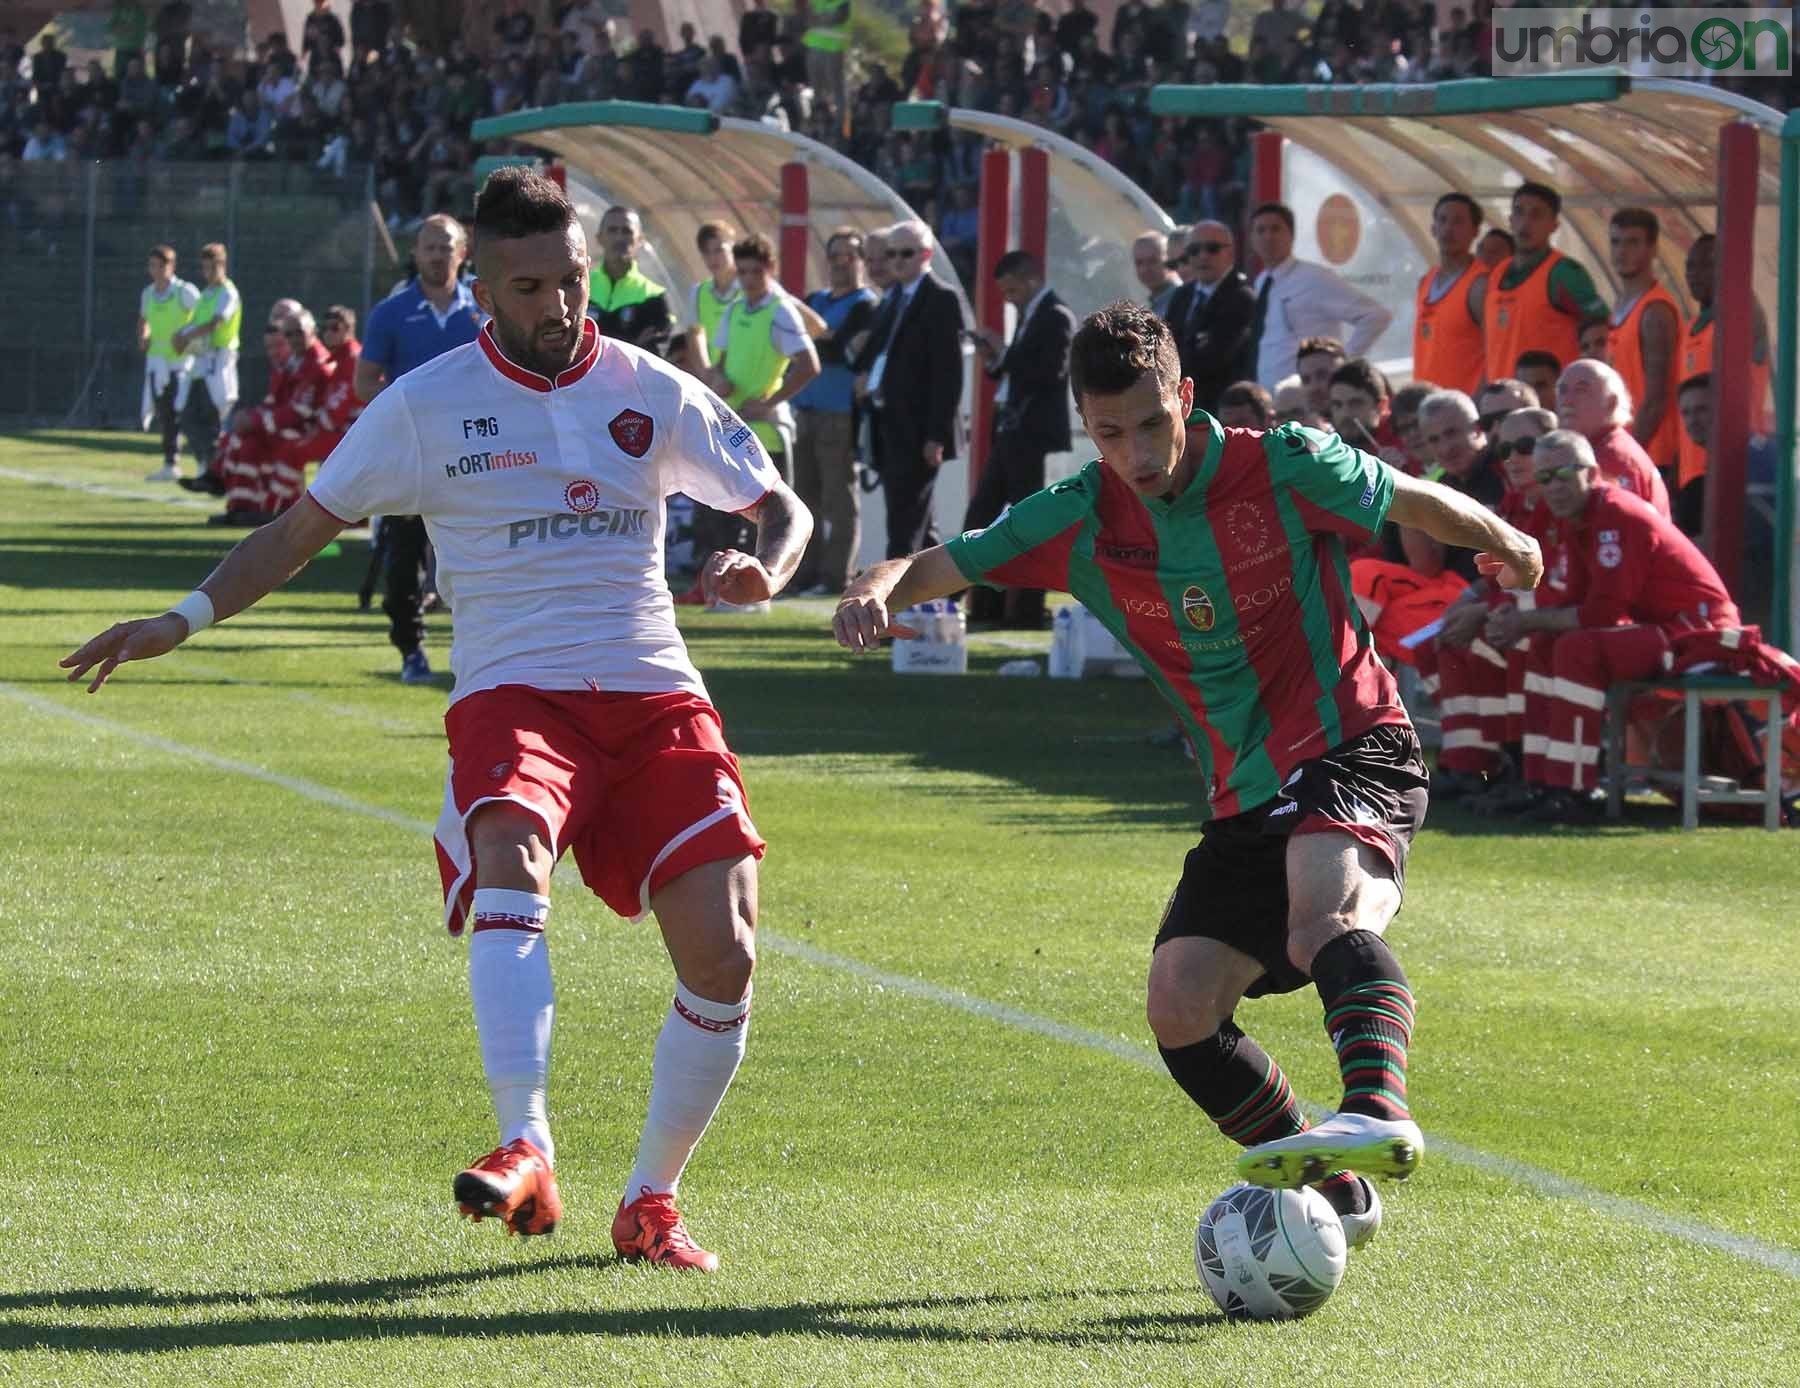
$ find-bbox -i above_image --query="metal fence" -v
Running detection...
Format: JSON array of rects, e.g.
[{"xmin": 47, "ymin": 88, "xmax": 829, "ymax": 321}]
[{"xmin": 0, "ymin": 161, "xmax": 382, "ymax": 427}]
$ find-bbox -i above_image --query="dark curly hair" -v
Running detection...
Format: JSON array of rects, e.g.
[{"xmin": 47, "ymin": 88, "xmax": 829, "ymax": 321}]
[
  {"xmin": 1069, "ymin": 301, "xmax": 1179, "ymax": 403},
  {"xmin": 473, "ymin": 166, "xmax": 576, "ymax": 249}
]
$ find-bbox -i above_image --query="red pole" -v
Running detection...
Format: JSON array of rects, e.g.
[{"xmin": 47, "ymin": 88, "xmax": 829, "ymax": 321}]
[
  {"xmin": 1707, "ymin": 120, "xmax": 1757, "ymax": 594},
  {"xmin": 1019, "ymin": 147, "xmax": 1049, "ymax": 268},
  {"xmin": 972, "ymin": 147, "xmax": 1011, "ymax": 492},
  {"xmin": 779, "ymin": 162, "xmax": 810, "ymax": 296},
  {"xmin": 1247, "ymin": 130, "xmax": 1284, "ymax": 276}
]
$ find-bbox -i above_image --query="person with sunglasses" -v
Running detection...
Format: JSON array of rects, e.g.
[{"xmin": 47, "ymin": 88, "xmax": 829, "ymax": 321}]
[
  {"xmin": 849, "ymin": 218, "xmax": 966, "ymax": 558},
  {"xmin": 1170, "ymin": 220, "xmax": 1257, "ymax": 416},
  {"xmin": 195, "ymin": 297, "xmax": 305, "ymax": 522},
  {"xmin": 1421, "ymin": 406, "xmax": 1562, "ymax": 808},
  {"xmin": 246, "ymin": 308, "xmax": 367, "ymax": 527},
  {"xmin": 1490, "ymin": 428, "xmax": 1767, "ymax": 822},
  {"xmin": 215, "ymin": 307, "xmax": 337, "ymax": 524}
]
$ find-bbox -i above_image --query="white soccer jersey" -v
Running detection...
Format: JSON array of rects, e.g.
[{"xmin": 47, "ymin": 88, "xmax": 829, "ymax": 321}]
[{"xmin": 308, "ymin": 320, "xmax": 780, "ymax": 704}]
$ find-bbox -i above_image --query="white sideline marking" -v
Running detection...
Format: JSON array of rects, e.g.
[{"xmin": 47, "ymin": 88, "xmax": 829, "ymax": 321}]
[
  {"xmin": 1, "ymin": 683, "xmax": 422, "ymax": 835},
  {"xmin": 0, "ymin": 463, "xmax": 216, "ymax": 510},
  {"xmin": 179, "ymin": 660, "xmax": 421, "ymax": 737},
  {"xmin": 6, "ymin": 678, "xmax": 1799, "ymax": 1284}
]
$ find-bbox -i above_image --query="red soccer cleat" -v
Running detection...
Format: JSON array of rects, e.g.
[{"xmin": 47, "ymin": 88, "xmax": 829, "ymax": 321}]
[
  {"xmin": 610, "ymin": 1187, "xmax": 720, "ymax": 1271},
  {"xmin": 453, "ymin": 1138, "xmax": 562, "ymax": 1236}
]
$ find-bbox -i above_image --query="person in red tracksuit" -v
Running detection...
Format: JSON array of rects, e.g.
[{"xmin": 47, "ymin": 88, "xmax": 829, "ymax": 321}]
[
  {"xmin": 1554, "ymin": 358, "xmax": 1670, "ymax": 518},
  {"xmin": 1486, "ymin": 428, "xmax": 1737, "ymax": 822},
  {"xmin": 184, "ymin": 297, "xmax": 302, "ymax": 506},
  {"xmin": 1416, "ymin": 405, "xmax": 1560, "ymax": 802},
  {"xmin": 268, "ymin": 305, "xmax": 364, "ymax": 507},
  {"xmin": 207, "ymin": 304, "xmax": 330, "ymax": 525},
  {"xmin": 251, "ymin": 309, "xmax": 337, "ymax": 517}
]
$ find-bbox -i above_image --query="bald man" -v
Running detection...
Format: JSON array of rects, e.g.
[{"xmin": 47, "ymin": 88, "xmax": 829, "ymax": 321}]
[
  {"xmin": 590, "ymin": 205, "xmax": 673, "ymax": 356},
  {"xmin": 1554, "ymin": 358, "xmax": 1670, "ymax": 518},
  {"xmin": 1171, "ymin": 219, "xmax": 1257, "ymax": 414}
]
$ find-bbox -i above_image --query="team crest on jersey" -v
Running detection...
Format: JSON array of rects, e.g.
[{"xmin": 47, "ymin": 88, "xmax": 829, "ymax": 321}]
[
  {"xmin": 1597, "ymin": 542, "xmax": 1623, "ymax": 569},
  {"xmin": 1181, "ymin": 585, "xmax": 1216, "ymax": 632},
  {"xmin": 608, "ymin": 408, "xmax": 654, "ymax": 457}
]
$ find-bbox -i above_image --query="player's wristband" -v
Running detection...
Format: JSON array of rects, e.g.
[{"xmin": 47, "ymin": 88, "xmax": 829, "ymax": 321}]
[{"xmin": 169, "ymin": 590, "xmax": 215, "ymax": 637}]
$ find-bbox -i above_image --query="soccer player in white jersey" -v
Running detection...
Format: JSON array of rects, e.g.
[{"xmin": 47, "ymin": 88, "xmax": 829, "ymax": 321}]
[{"xmin": 63, "ymin": 167, "xmax": 813, "ymax": 1273}]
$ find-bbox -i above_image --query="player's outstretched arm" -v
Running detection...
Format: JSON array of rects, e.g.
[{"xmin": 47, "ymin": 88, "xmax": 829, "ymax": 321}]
[
  {"xmin": 1386, "ymin": 471, "xmax": 1544, "ymax": 592},
  {"xmin": 833, "ymin": 547, "xmax": 967, "ymax": 651},
  {"xmin": 60, "ymin": 497, "xmax": 346, "ymax": 693},
  {"xmin": 701, "ymin": 479, "xmax": 814, "ymax": 606}
]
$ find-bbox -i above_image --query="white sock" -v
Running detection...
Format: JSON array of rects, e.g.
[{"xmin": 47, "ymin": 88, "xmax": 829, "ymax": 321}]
[
  {"xmin": 467, "ymin": 889, "xmax": 555, "ymax": 1166},
  {"xmin": 623, "ymin": 981, "xmax": 752, "ymax": 1202}
]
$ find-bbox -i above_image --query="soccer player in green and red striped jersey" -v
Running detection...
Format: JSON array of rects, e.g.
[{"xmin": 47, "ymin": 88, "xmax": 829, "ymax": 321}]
[{"xmin": 833, "ymin": 303, "xmax": 1542, "ymax": 1246}]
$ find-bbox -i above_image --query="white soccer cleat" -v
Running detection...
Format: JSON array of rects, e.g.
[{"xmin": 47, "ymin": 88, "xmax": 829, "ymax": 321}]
[
  {"xmin": 1237, "ymin": 1111, "xmax": 1424, "ymax": 1189},
  {"xmin": 1337, "ymin": 1177, "xmax": 1383, "ymax": 1250},
  {"xmin": 144, "ymin": 463, "xmax": 182, "ymax": 482}
]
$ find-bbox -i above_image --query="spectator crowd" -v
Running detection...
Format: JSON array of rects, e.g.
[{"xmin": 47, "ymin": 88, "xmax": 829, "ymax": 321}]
[{"xmin": 11, "ymin": 0, "xmax": 1792, "ymax": 248}]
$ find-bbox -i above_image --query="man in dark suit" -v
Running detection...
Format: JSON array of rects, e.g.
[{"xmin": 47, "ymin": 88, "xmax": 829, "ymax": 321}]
[
  {"xmin": 964, "ymin": 250, "xmax": 1076, "ymax": 628},
  {"xmin": 1169, "ymin": 220, "xmax": 1258, "ymax": 414},
  {"xmin": 852, "ymin": 218, "xmax": 966, "ymax": 558}
]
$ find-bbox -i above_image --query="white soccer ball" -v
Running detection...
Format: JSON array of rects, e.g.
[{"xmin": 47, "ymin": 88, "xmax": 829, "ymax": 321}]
[{"xmin": 1195, "ymin": 1182, "xmax": 1347, "ymax": 1320}]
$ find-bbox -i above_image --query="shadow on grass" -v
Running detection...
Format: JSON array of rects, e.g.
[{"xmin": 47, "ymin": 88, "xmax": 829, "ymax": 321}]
[
  {"xmin": 4, "ymin": 537, "xmax": 372, "ymax": 599},
  {"xmin": 14, "ymin": 430, "xmax": 163, "ymax": 459},
  {"xmin": 0, "ymin": 1279, "xmax": 1223, "ymax": 1353}
]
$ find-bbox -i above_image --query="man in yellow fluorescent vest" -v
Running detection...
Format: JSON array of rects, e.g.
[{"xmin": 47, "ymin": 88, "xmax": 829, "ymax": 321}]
[
  {"xmin": 714, "ymin": 232, "xmax": 819, "ymax": 482},
  {"xmin": 687, "ymin": 220, "xmax": 742, "ymax": 373},
  {"xmin": 139, "ymin": 243, "xmax": 200, "ymax": 482},
  {"xmin": 800, "ymin": 0, "xmax": 850, "ymax": 137},
  {"xmin": 680, "ymin": 232, "xmax": 819, "ymax": 593},
  {"xmin": 172, "ymin": 242, "xmax": 243, "ymax": 475},
  {"xmin": 589, "ymin": 205, "xmax": 673, "ymax": 356}
]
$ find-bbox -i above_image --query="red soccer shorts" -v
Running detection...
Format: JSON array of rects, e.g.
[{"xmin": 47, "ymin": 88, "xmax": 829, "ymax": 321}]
[{"xmin": 434, "ymin": 686, "xmax": 765, "ymax": 931}]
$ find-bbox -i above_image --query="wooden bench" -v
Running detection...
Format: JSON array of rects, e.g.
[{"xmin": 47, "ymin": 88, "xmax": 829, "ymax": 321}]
[{"xmin": 1603, "ymin": 674, "xmax": 1785, "ymax": 831}]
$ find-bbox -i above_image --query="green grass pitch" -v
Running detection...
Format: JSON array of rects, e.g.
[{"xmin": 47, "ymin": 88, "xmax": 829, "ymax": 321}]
[{"xmin": 1, "ymin": 430, "xmax": 1796, "ymax": 1386}]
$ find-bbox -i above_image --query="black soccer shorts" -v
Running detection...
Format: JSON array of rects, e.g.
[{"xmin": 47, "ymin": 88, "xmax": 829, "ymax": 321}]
[{"xmin": 1153, "ymin": 724, "xmax": 1429, "ymax": 997}]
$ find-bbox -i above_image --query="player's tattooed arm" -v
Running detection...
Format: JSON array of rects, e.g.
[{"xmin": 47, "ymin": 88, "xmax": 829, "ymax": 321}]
[
  {"xmin": 745, "ymin": 480, "xmax": 811, "ymax": 589},
  {"xmin": 702, "ymin": 480, "xmax": 813, "ymax": 606}
]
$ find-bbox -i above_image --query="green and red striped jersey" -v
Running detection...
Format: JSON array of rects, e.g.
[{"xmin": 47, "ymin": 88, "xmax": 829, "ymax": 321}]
[{"xmin": 946, "ymin": 414, "xmax": 1408, "ymax": 819}]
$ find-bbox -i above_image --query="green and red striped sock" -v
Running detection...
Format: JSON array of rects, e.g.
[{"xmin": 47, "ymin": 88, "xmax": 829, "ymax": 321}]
[
  {"xmin": 1159, "ymin": 1019, "xmax": 1307, "ymax": 1148},
  {"xmin": 1312, "ymin": 930, "xmax": 1416, "ymax": 1121}
]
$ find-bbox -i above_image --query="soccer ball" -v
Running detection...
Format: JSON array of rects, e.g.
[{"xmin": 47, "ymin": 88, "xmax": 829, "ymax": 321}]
[{"xmin": 1195, "ymin": 1183, "xmax": 1347, "ymax": 1320}]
